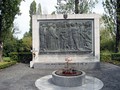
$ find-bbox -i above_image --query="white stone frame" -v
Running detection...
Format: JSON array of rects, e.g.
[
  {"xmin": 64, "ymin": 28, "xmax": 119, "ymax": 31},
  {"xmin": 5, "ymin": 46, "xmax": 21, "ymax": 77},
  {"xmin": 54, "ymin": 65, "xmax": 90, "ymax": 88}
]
[{"xmin": 32, "ymin": 14, "xmax": 100, "ymax": 62}]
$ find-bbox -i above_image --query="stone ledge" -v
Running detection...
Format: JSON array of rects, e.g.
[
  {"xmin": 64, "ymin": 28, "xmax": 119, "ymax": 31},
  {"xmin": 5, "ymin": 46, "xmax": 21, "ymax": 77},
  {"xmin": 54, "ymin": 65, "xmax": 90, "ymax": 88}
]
[{"xmin": 31, "ymin": 54, "xmax": 100, "ymax": 70}]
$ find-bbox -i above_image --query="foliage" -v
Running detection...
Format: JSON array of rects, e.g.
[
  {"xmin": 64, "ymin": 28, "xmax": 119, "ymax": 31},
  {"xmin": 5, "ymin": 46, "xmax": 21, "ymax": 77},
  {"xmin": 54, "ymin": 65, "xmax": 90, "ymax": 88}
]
[
  {"xmin": 102, "ymin": 0, "xmax": 117, "ymax": 37},
  {"xmin": 9, "ymin": 52, "xmax": 32, "ymax": 63},
  {"xmin": 100, "ymin": 29, "xmax": 115, "ymax": 52},
  {"xmin": 18, "ymin": 52, "xmax": 32, "ymax": 63},
  {"xmin": 17, "ymin": 32, "xmax": 32, "ymax": 52},
  {"xmin": 36, "ymin": 3, "xmax": 42, "ymax": 15},
  {"xmin": 55, "ymin": 0, "xmax": 98, "ymax": 14},
  {"xmin": 102, "ymin": 0, "xmax": 120, "ymax": 52},
  {"xmin": 100, "ymin": 53, "xmax": 111, "ymax": 62},
  {"xmin": 0, "ymin": 0, "xmax": 23, "ymax": 62},
  {"xmin": 3, "ymin": 35, "xmax": 18, "ymax": 56},
  {"xmin": 111, "ymin": 53, "xmax": 120, "ymax": 61},
  {"xmin": 8, "ymin": 36, "xmax": 32, "ymax": 63},
  {"xmin": 3, "ymin": 57, "xmax": 11, "ymax": 62},
  {"xmin": 29, "ymin": 0, "xmax": 36, "ymax": 16},
  {"xmin": 9, "ymin": 52, "xmax": 19, "ymax": 61},
  {"xmin": 29, "ymin": 0, "xmax": 36, "ymax": 36},
  {"xmin": 79, "ymin": 0, "xmax": 98, "ymax": 13},
  {"xmin": 110, "ymin": 60, "xmax": 120, "ymax": 66},
  {"xmin": 0, "ymin": 61, "xmax": 17, "ymax": 69},
  {"xmin": 22, "ymin": 33, "xmax": 32, "ymax": 52},
  {"xmin": 22, "ymin": 37, "xmax": 32, "ymax": 51},
  {"xmin": 51, "ymin": 11, "xmax": 56, "ymax": 15},
  {"xmin": 100, "ymin": 52, "xmax": 120, "ymax": 66},
  {"xmin": 0, "ymin": 0, "xmax": 23, "ymax": 41}
]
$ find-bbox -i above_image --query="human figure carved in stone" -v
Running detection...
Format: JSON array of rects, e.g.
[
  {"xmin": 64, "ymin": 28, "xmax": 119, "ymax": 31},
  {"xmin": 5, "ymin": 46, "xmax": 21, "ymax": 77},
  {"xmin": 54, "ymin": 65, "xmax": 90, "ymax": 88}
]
[
  {"xmin": 47, "ymin": 23, "xmax": 58, "ymax": 50},
  {"xmin": 39, "ymin": 20, "xmax": 93, "ymax": 53},
  {"xmin": 71, "ymin": 23, "xmax": 80, "ymax": 50},
  {"xmin": 79, "ymin": 22, "xmax": 92, "ymax": 51},
  {"xmin": 60, "ymin": 29, "xmax": 69, "ymax": 50},
  {"xmin": 83, "ymin": 22, "xmax": 92, "ymax": 50},
  {"xmin": 40, "ymin": 24, "xmax": 47, "ymax": 51}
]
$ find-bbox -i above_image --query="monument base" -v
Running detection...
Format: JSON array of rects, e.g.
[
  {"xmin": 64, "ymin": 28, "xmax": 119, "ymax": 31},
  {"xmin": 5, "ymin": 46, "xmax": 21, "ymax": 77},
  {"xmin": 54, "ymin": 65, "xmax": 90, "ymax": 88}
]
[
  {"xmin": 35, "ymin": 75, "xmax": 104, "ymax": 90},
  {"xmin": 30, "ymin": 54, "xmax": 100, "ymax": 70}
]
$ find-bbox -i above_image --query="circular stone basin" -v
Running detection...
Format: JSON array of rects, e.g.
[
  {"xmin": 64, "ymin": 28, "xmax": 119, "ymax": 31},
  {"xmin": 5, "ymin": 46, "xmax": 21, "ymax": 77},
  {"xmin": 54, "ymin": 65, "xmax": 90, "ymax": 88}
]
[{"xmin": 52, "ymin": 70, "xmax": 86, "ymax": 87}]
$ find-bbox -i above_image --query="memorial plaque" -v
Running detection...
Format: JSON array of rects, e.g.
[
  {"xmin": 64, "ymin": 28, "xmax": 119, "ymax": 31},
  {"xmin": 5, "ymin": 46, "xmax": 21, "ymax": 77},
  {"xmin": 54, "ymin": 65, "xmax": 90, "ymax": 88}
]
[{"xmin": 39, "ymin": 19, "xmax": 93, "ymax": 54}]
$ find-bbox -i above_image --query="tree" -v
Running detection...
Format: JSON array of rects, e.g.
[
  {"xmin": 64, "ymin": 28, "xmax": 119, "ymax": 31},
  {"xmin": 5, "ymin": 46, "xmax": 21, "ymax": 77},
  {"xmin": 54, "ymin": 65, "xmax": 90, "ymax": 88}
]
[
  {"xmin": 116, "ymin": 0, "xmax": 120, "ymax": 52},
  {"xmin": 29, "ymin": 0, "xmax": 36, "ymax": 36},
  {"xmin": 22, "ymin": 36, "xmax": 32, "ymax": 52},
  {"xmin": 36, "ymin": 3, "xmax": 42, "ymax": 15},
  {"xmin": 17, "ymin": 32, "xmax": 32, "ymax": 52},
  {"xmin": 103, "ymin": 0, "xmax": 120, "ymax": 52},
  {"xmin": 0, "ymin": 0, "xmax": 23, "ymax": 62},
  {"xmin": 0, "ymin": 0, "xmax": 23, "ymax": 41},
  {"xmin": 100, "ymin": 28, "xmax": 115, "ymax": 52},
  {"xmin": 102, "ymin": 0, "xmax": 116, "ymax": 37},
  {"xmin": 55, "ymin": 0, "xmax": 98, "ymax": 14}
]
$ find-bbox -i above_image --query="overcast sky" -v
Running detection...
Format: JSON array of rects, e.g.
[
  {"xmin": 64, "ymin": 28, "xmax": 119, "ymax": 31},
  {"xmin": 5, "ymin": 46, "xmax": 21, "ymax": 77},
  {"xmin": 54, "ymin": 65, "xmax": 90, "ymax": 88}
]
[{"xmin": 14, "ymin": 0, "xmax": 104, "ymax": 39}]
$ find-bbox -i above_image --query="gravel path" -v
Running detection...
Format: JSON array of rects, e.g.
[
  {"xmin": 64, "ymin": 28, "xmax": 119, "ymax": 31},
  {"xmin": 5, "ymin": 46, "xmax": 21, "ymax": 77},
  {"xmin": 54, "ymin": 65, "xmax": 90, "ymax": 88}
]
[{"xmin": 0, "ymin": 63, "xmax": 120, "ymax": 90}]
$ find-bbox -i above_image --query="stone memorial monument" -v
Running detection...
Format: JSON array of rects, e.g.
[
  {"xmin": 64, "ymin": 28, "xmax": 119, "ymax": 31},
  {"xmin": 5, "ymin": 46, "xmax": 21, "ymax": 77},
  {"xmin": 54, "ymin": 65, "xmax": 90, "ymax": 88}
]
[
  {"xmin": 30, "ymin": 14, "xmax": 100, "ymax": 70},
  {"xmin": 35, "ymin": 57, "xmax": 104, "ymax": 90}
]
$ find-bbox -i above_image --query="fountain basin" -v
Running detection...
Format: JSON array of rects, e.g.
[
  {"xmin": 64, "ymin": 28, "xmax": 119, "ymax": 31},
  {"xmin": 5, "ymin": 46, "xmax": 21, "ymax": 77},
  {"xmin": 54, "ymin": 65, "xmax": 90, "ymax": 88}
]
[{"xmin": 52, "ymin": 70, "xmax": 86, "ymax": 87}]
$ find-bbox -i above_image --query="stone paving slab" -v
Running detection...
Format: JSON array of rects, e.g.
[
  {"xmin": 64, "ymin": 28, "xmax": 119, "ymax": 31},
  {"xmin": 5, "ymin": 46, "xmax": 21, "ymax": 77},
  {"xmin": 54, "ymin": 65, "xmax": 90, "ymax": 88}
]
[
  {"xmin": 35, "ymin": 75, "xmax": 104, "ymax": 90},
  {"xmin": 0, "ymin": 63, "xmax": 120, "ymax": 90}
]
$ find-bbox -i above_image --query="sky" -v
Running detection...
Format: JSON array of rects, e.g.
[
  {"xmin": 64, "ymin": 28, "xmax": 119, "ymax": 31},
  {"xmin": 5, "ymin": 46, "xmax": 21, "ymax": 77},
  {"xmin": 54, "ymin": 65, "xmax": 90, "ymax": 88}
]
[{"xmin": 14, "ymin": 0, "xmax": 104, "ymax": 39}]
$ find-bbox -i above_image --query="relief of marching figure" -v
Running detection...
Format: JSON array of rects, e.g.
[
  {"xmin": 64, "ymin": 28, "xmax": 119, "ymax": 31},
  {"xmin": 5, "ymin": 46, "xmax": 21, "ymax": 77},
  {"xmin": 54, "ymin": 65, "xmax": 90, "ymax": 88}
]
[
  {"xmin": 47, "ymin": 23, "xmax": 59, "ymax": 50},
  {"xmin": 39, "ymin": 20, "xmax": 93, "ymax": 53}
]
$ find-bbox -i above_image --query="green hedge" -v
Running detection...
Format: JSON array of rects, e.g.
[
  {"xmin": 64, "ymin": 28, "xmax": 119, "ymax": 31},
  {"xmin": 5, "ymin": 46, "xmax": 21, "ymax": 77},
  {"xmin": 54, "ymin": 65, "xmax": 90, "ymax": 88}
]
[
  {"xmin": 3, "ymin": 57, "xmax": 11, "ymax": 62},
  {"xmin": 9, "ymin": 52, "xmax": 32, "ymax": 63},
  {"xmin": 111, "ymin": 53, "xmax": 120, "ymax": 61},
  {"xmin": 100, "ymin": 52, "xmax": 120, "ymax": 62},
  {"xmin": 9, "ymin": 52, "xmax": 19, "ymax": 61},
  {"xmin": 100, "ymin": 53, "xmax": 111, "ymax": 62},
  {"xmin": 0, "ymin": 61, "xmax": 17, "ymax": 69}
]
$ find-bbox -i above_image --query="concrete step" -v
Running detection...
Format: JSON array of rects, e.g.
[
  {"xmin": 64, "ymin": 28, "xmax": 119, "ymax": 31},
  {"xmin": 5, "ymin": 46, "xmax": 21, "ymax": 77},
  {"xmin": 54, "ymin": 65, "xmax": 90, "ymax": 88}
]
[{"xmin": 30, "ymin": 54, "xmax": 100, "ymax": 70}]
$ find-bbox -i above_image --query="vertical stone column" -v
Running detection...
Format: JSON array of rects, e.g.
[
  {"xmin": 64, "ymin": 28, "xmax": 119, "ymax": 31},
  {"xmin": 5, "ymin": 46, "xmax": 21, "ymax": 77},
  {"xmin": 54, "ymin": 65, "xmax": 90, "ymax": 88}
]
[
  {"xmin": 94, "ymin": 16, "xmax": 100, "ymax": 60},
  {"xmin": 32, "ymin": 15, "xmax": 39, "ymax": 57}
]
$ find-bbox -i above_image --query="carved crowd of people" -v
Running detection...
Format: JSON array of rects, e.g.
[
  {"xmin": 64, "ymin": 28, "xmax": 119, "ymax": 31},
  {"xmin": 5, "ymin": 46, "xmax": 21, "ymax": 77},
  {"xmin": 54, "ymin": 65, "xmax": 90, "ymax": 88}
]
[{"xmin": 39, "ymin": 20, "xmax": 92, "ymax": 52}]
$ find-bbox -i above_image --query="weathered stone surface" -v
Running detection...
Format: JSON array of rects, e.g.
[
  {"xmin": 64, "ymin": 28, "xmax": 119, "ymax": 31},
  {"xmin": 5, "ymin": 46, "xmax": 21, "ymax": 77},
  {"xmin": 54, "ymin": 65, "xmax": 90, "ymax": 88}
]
[
  {"xmin": 35, "ymin": 75, "xmax": 104, "ymax": 90},
  {"xmin": 39, "ymin": 20, "xmax": 93, "ymax": 53},
  {"xmin": 52, "ymin": 70, "xmax": 86, "ymax": 87}
]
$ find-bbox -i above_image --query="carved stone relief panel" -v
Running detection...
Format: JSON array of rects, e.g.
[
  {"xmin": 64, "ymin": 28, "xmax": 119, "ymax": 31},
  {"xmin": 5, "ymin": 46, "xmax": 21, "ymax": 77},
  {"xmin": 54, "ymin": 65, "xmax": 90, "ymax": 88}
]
[{"xmin": 39, "ymin": 19, "xmax": 93, "ymax": 54}]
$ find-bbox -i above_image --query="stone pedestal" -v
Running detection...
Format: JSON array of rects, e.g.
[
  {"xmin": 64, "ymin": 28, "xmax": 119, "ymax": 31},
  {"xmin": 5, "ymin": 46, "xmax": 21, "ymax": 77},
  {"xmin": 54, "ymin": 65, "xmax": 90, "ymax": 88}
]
[{"xmin": 52, "ymin": 70, "xmax": 86, "ymax": 87}]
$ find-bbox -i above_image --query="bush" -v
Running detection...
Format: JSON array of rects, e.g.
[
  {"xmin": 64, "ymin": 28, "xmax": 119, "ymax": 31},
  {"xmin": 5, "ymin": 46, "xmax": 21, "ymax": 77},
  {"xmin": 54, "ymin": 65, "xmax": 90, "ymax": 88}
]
[
  {"xmin": 18, "ymin": 52, "xmax": 32, "ymax": 63},
  {"xmin": 111, "ymin": 53, "xmax": 120, "ymax": 61},
  {"xmin": 9, "ymin": 52, "xmax": 19, "ymax": 61},
  {"xmin": 100, "ymin": 29, "xmax": 115, "ymax": 52},
  {"xmin": 3, "ymin": 57, "xmax": 12, "ymax": 62},
  {"xmin": 100, "ymin": 53, "xmax": 111, "ymax": 62},
  {"xmin": 0, "ymin": 61, "xmax": 17, "ymax": 69},
  {"xmin": 9, "ymin": 52, "xmax": 32, "ymax": 63}
]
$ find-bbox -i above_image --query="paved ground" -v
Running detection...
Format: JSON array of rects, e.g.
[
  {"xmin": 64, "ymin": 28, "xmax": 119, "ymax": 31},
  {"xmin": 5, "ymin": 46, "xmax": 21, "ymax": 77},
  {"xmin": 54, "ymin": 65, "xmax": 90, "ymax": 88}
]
[{"xmin": 0, "ymin": 63, "xmax": 120, "ymax": 90}]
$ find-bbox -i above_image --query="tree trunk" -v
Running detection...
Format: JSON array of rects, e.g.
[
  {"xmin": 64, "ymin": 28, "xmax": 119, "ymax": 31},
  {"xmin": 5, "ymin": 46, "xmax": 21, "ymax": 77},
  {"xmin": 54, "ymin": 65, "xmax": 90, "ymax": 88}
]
[
  {"xmin": 115, "ymin": 0, "xmax": 120, "ymax": 52},
  {"xmin": 75, "ymin": 0, "xmax": 79, "ymax": 14}
]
